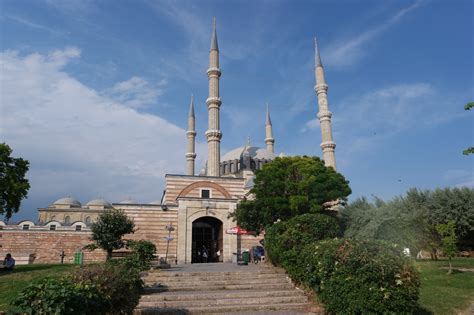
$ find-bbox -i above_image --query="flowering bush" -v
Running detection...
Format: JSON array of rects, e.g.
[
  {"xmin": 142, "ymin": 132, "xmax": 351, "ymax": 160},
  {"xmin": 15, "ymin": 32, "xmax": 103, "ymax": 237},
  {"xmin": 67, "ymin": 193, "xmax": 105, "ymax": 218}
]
[{"xmin": 303, "ymin": 238, "xmax": 420, "ymax": 314}]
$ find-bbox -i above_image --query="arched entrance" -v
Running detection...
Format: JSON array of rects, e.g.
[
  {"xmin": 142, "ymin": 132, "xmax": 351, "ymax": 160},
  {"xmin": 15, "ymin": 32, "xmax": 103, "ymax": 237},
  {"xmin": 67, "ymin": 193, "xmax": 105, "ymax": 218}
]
[{"xmin": 192, "ymin": 216, "xmax": 223, "ymax": 263}]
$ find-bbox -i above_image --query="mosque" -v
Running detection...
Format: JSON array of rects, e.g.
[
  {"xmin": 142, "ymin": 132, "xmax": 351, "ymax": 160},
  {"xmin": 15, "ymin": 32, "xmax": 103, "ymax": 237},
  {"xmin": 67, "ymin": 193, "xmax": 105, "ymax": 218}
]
[{"xmin": 31, "ymin": 20, "xmax": 337, "ymax": 264}]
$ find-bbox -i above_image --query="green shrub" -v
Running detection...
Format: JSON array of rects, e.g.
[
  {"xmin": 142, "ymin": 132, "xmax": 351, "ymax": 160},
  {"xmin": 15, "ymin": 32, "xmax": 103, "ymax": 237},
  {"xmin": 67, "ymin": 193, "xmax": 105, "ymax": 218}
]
[
  {"xmin": 265, "ymin": 213, "xmax": 340, "ymax": 282},
  {"xmin": 125, "ymin": 239, "xmax": 157, "ymax": 271},
  {"xmin": 72, "ymin": 263, "xmax": 143, "ymax": 315},
  {"xmin": 11, "ymin": 277, "xmax": 106, "ymax": 315},
  {"xmin": 303, "ymin": 238, "xmax": 420, "ymax": 314}
]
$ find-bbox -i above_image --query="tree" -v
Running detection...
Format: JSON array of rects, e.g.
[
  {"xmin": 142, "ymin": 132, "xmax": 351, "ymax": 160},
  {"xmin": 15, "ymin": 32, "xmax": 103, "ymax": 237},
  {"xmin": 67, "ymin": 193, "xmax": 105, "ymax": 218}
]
[
  {"xmin": 0, "ymin": 143, "xmax": 30, "ymax": 221},
  {"xmin": 231, "ymin": 156, "xmax": 351, "ymax": 234},
  {"xmin": 342, "ymin": 187, "xmax": 474, "ymax": 258},
  {"xmin": 436, "ymin": 220, "xmax": 457, "ymax": 274},
  {"xmin": 464, "ymin": 102, "xmax": 473, "ymax": 155},
  {"xmin": 87, "ymin": 208, "xmax": 135, "ymax": 260}
]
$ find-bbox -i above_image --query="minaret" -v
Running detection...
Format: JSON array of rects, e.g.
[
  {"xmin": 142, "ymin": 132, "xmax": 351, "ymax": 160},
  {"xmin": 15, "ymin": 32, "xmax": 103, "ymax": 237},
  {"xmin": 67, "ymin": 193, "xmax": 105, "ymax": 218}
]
[
  {"xmin": 186, "ymin": 94, "xmax": 197, "ymax": 175},
  {"xmin": 265, "ymin": 103, "xmax": 275, "ymax": 154},
  {"xmin": 205, "ymin": 18, "xmax": 222, "ymax": 176},
  {"xmin": 314, "ymin": 38, "xmax": 337, "ymax": 169}
]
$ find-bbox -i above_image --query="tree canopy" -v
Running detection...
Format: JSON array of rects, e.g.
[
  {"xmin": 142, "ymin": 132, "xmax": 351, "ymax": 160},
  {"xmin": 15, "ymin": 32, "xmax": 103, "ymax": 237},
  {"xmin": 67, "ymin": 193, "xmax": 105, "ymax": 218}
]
[
  {"xmin": 342, "ymin": 187, "xmax": 474, "ymax": 253},
  {"xmin": 0, "ymin": 143, "xmax": 30, "ymax": 221},
  {"xmin": 231, "ymin": 156, "xmax": 351, "ymax": 234},
  {"xmin": 88, "ymin": 208, "xmax": 135, "ymax": 260}
]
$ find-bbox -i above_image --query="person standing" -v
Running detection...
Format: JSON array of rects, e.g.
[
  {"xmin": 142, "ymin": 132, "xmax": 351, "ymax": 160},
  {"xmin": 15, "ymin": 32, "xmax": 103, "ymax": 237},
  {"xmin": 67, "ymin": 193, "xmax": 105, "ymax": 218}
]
[{"xmin": 202, "ymin": 246, "xmax": 208, "ymax": 263}]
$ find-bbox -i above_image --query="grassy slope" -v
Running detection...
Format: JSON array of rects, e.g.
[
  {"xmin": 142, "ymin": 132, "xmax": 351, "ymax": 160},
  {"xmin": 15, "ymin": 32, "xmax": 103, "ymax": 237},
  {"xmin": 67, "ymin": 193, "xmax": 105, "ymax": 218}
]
[
  {"xmin": 417, "ymin": 258, "xmax": 474, "ymax": 315},
  {"xmin": 0, "ymin": 264, "xmax": 78, "ymax": 312}
]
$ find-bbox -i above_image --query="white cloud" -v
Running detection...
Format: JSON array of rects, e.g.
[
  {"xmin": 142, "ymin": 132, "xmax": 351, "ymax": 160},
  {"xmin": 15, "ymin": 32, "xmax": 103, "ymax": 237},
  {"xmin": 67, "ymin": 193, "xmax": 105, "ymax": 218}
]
[
  {"xmin": 4, "ymin": 14, "xmax": 67, "ymax": 36},
  {"xmin": 103, "ymin": 76, "xmax": 166, "ymax": 109},
  {"xmin": 324, "ymin": 0, "xmax": 424, "ymax": 67},
  {"xmin": 305, "ymin": 82, "xmax": 434, "ymax": 131},
  {"xmin": 0, "ymin": 48, "xmax": 201, "ymax": 219}
]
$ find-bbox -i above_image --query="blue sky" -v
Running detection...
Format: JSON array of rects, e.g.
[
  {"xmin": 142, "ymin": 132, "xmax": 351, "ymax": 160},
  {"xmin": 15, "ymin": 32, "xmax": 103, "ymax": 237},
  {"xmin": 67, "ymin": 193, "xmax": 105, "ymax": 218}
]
[{"xmin": 1, "ymin": 0, "xmax": 472, "ymax": 222}]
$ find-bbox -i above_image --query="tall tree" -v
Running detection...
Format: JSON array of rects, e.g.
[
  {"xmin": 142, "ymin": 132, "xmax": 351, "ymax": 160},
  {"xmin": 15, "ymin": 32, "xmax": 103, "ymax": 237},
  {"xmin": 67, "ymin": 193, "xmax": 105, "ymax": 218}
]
[
  {"xmin": 231, "ymin": 156, "xmax": 351, "ymax": 234},
  {"xmin": 87, "ymin": 208, "xmax": 135, "ymax": 260},
  {"xmin": 436, "ymin": 220, "xmax": 457, "ymax": 274},
  {"xmin": 342, "ymin": 187, "xmax": 474, "ymax": 256},
  {"xmin": 0, "ymin": 143, "xmax": 30, "ymax": 221}
]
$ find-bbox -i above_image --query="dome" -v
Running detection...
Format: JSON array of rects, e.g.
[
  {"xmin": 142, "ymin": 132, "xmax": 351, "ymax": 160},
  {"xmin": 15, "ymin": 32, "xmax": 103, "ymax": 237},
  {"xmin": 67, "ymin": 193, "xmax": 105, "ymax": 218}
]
[
  {"xmin": 53, "ymin": 197, "xmax": 82, "ymax": 208},
  {"xmin": 86, "ymin": 199, "xmax": 112, "ymax": 208},
  {"xmin": 222, "ymin": 146, "xmax": 276, "ymax": 162}
]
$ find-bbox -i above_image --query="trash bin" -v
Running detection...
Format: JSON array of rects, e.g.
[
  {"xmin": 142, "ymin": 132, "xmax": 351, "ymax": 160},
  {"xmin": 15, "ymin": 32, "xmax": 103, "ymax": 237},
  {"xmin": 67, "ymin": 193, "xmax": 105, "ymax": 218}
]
[
  {"xmin": 242, "ymin": 251, "xmax": 250, "ymax": 264},
  {"xmin": 74, "ymin": 252, "xmax": 83, "ymax": 265}
]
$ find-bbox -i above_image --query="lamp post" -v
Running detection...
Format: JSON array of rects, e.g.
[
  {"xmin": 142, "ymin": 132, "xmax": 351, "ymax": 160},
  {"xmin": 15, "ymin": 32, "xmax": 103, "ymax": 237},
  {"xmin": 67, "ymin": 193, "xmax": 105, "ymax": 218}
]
[{"xmin": 164, "ymin": 223, "xmax": 175, "ymax": 264}]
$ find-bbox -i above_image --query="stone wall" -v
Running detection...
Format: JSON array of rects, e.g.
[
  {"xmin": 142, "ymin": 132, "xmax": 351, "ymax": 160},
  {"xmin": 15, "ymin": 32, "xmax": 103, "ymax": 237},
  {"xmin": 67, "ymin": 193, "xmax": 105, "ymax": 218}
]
[
  {"xmin": 0, "ymin": 206, "xmax": 179, "ymax": 264},
  {"xmin": 0, "ymin": 230, "xmax": 105, "ymax": 264}
]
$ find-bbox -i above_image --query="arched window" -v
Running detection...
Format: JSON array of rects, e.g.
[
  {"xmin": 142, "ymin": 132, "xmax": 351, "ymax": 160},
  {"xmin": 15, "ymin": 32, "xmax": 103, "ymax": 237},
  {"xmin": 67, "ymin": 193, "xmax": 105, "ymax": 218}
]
[
  {"xmin": 64, "ymin": 216, "xmax": 71, "ymax": 224},
  {"xmin": 85, "ymin": 216, "xmax": 91, "ymax": 225}
]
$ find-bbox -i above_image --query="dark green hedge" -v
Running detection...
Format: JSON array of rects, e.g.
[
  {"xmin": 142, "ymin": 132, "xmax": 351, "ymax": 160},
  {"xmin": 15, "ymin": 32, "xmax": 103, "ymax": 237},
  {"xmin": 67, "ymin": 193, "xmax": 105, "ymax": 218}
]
[
  {"xmin": 265, "ymin": 213, "xmax": 340, "ymax": 282},
  {"xmin": 265, "ymin": 213, "xmax": 420, "ymax": 314}
]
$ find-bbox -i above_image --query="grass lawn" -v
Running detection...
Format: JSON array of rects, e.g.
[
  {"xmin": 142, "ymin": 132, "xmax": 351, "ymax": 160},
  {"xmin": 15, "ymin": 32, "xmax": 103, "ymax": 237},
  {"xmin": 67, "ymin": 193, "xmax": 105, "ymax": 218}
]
[
  {"xmin": 416, "ymin": 258, "xmax": 474, "ymax": 315},
  {"xmin": 0, "ymin": 264, "xmax": 79, "ymax": 312}
]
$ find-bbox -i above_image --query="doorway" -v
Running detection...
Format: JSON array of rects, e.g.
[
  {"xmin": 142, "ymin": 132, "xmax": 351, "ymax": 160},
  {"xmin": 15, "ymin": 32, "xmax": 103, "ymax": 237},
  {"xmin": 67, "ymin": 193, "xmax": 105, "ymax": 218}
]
[{"xmin": 192, "ymin": 216, "xmax": 223, "ymax": 263}]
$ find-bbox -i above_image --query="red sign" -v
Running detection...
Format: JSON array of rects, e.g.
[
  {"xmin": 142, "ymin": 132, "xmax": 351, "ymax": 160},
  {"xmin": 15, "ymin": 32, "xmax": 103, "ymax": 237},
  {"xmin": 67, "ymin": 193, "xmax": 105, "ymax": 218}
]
[{"xmin": 226, "ymin": 226, "xmax": 249, "ymax": 235}]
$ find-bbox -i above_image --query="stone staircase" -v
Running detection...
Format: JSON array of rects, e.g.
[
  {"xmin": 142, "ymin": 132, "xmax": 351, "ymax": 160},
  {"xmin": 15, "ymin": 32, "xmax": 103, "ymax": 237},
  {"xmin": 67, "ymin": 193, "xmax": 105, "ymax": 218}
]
[{"xmin": 134, "ymin": 264, "xmax": 315, "ymax": 314}]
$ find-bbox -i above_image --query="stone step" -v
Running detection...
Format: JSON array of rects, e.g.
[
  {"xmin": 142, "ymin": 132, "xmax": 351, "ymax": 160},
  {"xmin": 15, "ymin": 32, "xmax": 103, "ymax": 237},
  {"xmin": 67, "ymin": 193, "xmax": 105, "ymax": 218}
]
[
  {"xmin": 144, "ymin": 282, "xmax": 295, "ymax": 292},
  {"xmin": 144, "ymin": 277, "xmax": 289, "ymax": 287},
  {"xmin": 134, "ymin": 302, "xmax": 310, "ymax": 314},
  {"xmin": 140, "ymin": 289, "xmax": 304, "ymax": 301},
  {"xmin": 144, "ymin": 272, "xmax": 287, "ymax": 282},
  {"xmin": 148, "ymin": 268, "xmax": 286, "ymax": 278},
  {"xmin": 138, "ymin": 295, "xmax": 308, "ymax": 309}
]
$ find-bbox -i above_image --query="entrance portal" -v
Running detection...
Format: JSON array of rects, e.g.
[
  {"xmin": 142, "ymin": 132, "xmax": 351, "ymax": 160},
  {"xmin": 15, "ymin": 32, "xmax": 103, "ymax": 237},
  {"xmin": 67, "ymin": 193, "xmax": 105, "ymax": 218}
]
[{"xmin": 192, "ymin": 216, "xmax": 223, "ymax": 263}]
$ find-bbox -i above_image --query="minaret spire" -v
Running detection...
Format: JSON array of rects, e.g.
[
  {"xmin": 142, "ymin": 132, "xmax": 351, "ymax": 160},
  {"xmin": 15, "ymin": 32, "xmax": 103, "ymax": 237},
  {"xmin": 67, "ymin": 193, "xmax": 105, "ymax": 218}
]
[
  {"xmin": 314, "ymin": 37, "xmax": 323, "ymax": 68},
  {"xmin": 206, "ymin": 18, "xmax": 222, "ymax": 176},
  {"xmin": 186, "ymin": 94, "xmax": 197, "ymax": 175},
  {"xmin": 210, "ymin": 17, "xmax": 219, "ymax": 51},
  {"xmin": 314, "ymin": 37, "xmax": 336, "ymax": 169},
  {"xmin": 265, "ymin": 103, "xmax": 275, "ymax": 154}
]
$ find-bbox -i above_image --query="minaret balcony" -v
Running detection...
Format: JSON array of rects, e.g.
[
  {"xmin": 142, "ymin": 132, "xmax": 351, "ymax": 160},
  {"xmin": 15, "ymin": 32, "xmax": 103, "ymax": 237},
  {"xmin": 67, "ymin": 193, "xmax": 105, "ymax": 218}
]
[
  {"xmin": 317, "ymin": 111, "xmax": 333, "ymax": 120},
  {"xmin": 186, "ymin": 130, "xmax": 197, "ymax": 136},
  {"xmin": 205, "ymin": 129, "xmax": 223, "ymax": 141},
  {"xmin": 206, "ymin": 97, "xmax": 222, "ymax": 107},
  {"xmin": 207, "ymin": 67, "xmax": 221, "ymax": 77},
  {"xmin": 186, "ymin": 153, "xmax": 197, "ymax": 159},
  {"xmin": 314, "ymin": 83, "xmax": 329, "ymax": 94},
  {"xmin": 320, "ymin": 141, "xmax": 336, "ymax": 150}
]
